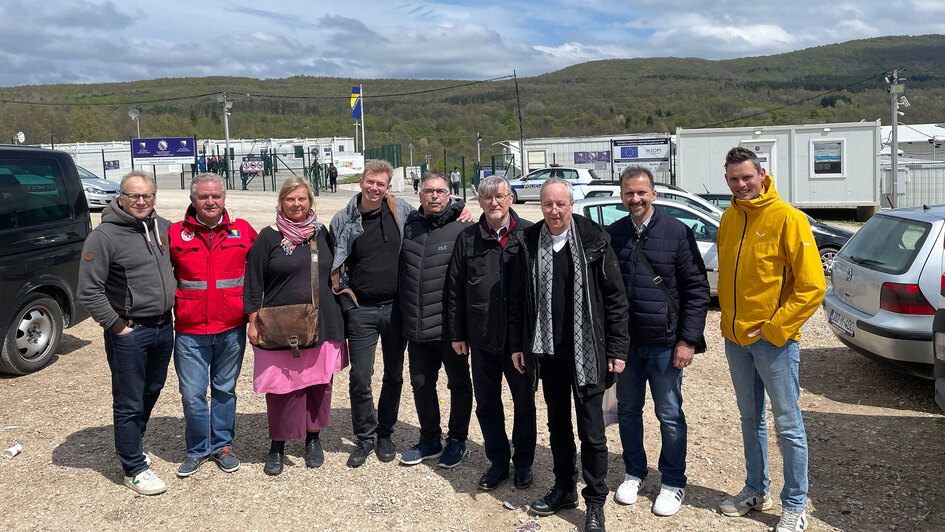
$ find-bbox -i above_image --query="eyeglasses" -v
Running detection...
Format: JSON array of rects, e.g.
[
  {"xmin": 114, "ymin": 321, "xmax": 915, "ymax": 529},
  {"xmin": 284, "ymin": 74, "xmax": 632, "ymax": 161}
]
[
  {"xmin": 541, "ymin": 202, "xmax": 571, "ymax": 212},
  {"xmin": 121, "ymin": 191, "xmax": 156, "ymax": 202},
  {"xmin": 421, "ymin": 188, "xmax": 449, "ymax": 197},
  {"xmin": 479, "ymin": 194, "xmax": 510, "ymax": 203}
]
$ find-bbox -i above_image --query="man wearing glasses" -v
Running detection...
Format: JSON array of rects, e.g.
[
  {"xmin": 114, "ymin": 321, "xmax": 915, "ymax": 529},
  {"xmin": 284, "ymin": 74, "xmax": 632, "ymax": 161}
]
[
  {"xmin": 397, "ymin": 171, "xmax": 472, "ymax": 468},
  {"xmin": 509, "ymin": 177, "xmax": 630, "ymax": 532},
  {"xmin": 446, "ymin": 175, "xmax": 536, "ymax": 490},
  {"xmin": 78, "ymin": 171, "xmax": 176, "ymax": 495}
]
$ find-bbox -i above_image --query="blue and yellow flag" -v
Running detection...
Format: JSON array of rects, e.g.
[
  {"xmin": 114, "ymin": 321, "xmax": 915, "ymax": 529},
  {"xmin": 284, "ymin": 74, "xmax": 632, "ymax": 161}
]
[{"xmin": 351, "ymin": 86, "xmax": 362, "ymax": 119}]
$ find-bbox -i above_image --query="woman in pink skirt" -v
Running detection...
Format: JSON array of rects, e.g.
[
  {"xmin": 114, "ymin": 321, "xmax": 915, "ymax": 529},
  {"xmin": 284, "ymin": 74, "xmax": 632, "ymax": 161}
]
[{"xmin": 244, "ymin": 177, "xmax": 348, "ymax": 475}]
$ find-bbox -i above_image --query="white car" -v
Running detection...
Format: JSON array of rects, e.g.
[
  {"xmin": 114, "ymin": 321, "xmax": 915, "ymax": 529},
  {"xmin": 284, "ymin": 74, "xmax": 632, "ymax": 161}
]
[
  {"xmin": 580, "ymin": 182, "xmax": 724, "ymax": 221},
  {"xmin": 508, "ymin": 166, "xmax": 600, "ymax": 203},
  {"xmin": 78, "ymin": 165, "xmax": 120, "ymax": 209},
  {"xmin": 574, "ymin": 196, "xmax": 719, "ymax": 296}
]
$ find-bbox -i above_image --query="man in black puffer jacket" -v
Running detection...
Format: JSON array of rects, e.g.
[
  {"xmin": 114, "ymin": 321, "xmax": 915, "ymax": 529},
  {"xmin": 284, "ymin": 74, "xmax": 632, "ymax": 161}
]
[
  {"xmin": 606, "ymin": 166, "xmax": 710, "ymax": 518},
  {"xmin": 399, "ymin": 171, "xmax": 473, "ymax": 469}
]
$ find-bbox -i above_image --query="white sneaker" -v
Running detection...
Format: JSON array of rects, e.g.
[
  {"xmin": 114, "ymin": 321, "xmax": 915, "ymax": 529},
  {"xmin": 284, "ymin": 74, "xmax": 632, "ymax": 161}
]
[
  {"xmin": 777, "ymin": 508, "xmax": 808, "ymax": 532},
  {"xmin": 720, "ymin": 486, "xmax": 773, "ymax": 516},
  {"xmin": 614, "ymin": 474, "xmax": 643, "ymax": 505},
  {"xmin": 124, "ymin": 468, "xmax": 166, "ymax": 495},
  {"xmin": 653, "ymin": 485, "xmax": 685, "ymax": 516},
  {"xmin": 143, "ymin": 453, "xmax": 151, "ymax": 467}
]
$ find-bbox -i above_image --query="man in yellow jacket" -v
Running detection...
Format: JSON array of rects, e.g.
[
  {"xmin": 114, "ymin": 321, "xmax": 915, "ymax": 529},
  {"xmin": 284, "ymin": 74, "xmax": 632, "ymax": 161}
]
[{"xmin": 716, "ymin": 147, "xmax": 825, "ymax": 532}]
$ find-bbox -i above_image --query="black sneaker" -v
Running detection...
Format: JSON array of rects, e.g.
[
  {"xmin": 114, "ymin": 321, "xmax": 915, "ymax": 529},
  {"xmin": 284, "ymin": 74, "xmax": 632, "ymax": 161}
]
[
  {"xmin": 399, "ymin": 440, "xmax": 443, "ymax": 466},
  {"xmin": 347, "ymin": 438, "xmax": 376, "ymax": 468},
  {"xmin": 211, "ymin": 446, "xmax": 240, "ymax": 473},
  {"xmin": 176, "ymin": 455, "xmax": 208, "ymax": 478},
  {"xmin": 437, "ymin": 438, "xmax": 469, "ymax": 469},
  {"xmin": 376, "ymin": 435, "xmax": 396, "ymax": 462}
]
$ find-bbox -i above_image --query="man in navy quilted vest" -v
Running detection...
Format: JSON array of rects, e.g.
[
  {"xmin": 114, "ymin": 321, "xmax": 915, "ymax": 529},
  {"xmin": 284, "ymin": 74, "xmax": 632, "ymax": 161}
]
[{"xmin": 606, "ymin": 166, "xmax": 710, "ymax": 518}]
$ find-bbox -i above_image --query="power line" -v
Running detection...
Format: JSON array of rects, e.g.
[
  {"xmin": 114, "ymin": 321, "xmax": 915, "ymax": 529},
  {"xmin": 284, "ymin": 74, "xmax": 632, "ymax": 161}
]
[
  {"xmin": 0, "ymin": 75, "xmax": 516, "ymax": 107},
  {"xmin": 702, "ymin": 72, "xmax": 885, "ymax": 128}
]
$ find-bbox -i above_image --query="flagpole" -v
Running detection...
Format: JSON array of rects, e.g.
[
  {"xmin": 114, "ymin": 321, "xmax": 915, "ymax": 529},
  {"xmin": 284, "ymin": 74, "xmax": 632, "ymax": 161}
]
[{"xmin": 360, "ymin": 84, "xmax": 366, "ymax": 156}]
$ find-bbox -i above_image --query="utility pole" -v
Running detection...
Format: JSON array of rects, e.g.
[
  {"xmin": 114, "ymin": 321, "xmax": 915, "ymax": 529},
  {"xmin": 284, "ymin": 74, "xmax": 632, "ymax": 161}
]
[
  {"xmin": 514, "ymin": 70, "xmax": 526, "ymax": 177},
  {"xmin": 408, "ymin": 142, "xmax": 414, "ymax": 169},
  {"xmin": 219, "ymin": 92, "xmax": 234, "ymax": 181},
  {"xmin": 888, "ymin": 70, "xmax": 906, "ymax": 208}
]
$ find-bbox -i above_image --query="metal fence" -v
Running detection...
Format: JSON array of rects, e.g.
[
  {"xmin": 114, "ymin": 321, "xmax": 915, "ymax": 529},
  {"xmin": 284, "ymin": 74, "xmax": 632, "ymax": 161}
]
[{"xmin": 364, "ymin": 144, "xmax": 402, "ymax": 169}]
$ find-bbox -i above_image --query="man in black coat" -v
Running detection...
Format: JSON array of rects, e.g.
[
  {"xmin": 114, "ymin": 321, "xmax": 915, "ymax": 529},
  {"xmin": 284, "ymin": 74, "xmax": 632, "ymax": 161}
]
[
  {"xmin": 398, "ymin": 171, "xmax": 473, "ymax": 469},
  {"xmin": 509, "ymin": 177, "xmax": 631, "ymax": 532},
  {"xmin": 447, "ymin": 176, "xmax": 536, "ymax": 491},
  {"xmin": 606, "ymin": 166, "xmax": 710, "ymax": 518}
]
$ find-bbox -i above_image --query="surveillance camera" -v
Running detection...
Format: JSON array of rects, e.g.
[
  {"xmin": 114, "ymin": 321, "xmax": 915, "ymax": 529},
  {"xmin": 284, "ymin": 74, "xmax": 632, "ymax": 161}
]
[
  {"xmin": 897, "ymin": 111, "xmax": 905, "ymax": 116},
  {"xmin": 900, "ymin": 96, "xmax": 911, "ymax": 108},
  {"xmin": 884, "ymin": 75, "xmax": 891, "ymax": 84}
]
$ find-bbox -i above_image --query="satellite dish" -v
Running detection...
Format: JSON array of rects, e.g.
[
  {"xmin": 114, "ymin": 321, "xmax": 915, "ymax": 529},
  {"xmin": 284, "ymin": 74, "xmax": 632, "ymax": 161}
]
[
  {"xmin": 128, "ymin": 108, "xmax": 140, "ymax": 119},
  {"xmin": 16, "ymin": 131, "xmax": 25, "ymax": 144}
]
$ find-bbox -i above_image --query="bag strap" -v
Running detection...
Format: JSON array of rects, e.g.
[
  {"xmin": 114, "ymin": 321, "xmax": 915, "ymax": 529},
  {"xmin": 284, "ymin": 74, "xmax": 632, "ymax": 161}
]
[
  {"xmin": 632, "ymin": 242, "xmax": 680, "ymax": 314},
  {"xmin": 310, "ymin": 238, "xmax": 319, "ymax": 308}
]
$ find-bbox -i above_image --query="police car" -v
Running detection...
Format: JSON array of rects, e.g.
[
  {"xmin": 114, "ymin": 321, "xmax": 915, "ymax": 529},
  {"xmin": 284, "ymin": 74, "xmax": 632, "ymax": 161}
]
[{"xmin": 507, "ymin": 165, "xmax": 599, "ymax": 203}]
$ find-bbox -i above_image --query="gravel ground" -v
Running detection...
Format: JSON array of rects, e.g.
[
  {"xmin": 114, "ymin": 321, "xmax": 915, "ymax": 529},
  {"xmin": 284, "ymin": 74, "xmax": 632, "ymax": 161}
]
[{"xmin": 0, "ymin": 184, "xmax": 942, "ymax": 531}]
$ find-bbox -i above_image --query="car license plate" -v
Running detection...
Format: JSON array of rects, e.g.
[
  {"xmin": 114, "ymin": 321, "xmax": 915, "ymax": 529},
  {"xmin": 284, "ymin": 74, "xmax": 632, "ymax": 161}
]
[{"xmin": 828, "ymin": 308, "xmax": 855, "ymax": 337}]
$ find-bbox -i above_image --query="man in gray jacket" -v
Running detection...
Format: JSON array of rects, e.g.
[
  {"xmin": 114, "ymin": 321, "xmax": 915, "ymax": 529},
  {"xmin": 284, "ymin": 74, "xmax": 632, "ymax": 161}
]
[{"xmin": 78, "ymin": 171, "xmax": 175, "ymax": 496}]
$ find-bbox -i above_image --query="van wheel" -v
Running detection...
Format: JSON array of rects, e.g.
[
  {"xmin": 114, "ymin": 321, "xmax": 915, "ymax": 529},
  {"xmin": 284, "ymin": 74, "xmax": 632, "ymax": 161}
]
[
  {"xmin": 512, "ymin": 189, "xmax": 523, "ymax": 204},
  {"xmin": 0, "ymin": 294, "xmax": 64, "ymax": 375}
]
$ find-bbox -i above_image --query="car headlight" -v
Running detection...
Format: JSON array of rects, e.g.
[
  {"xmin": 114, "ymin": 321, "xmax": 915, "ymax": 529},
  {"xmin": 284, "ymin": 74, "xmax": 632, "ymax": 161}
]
[{"xmin": 84, "ymin": 186, "xmax": 105, "ymax": 194}]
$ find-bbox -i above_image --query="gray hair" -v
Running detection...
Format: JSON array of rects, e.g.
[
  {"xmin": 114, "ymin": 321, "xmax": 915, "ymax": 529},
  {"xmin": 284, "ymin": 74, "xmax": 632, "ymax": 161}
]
[
  {"xmin": 421, "ymin": 170, "xmax": 448, "ymax": 190},
  {"xmin": 120, "ymin": 170, "xmax": 156, "ymax": 192},
  {"xmin": 540, "ymin": 176, "xmax": 573, "ymax": 202},
  {"xmin": 478, "ymin": 175, "xmax": 511, "ymax": 197},
  {"xmin": 190, "ymin": 173, "xmax": 226, "ymax": 197}
]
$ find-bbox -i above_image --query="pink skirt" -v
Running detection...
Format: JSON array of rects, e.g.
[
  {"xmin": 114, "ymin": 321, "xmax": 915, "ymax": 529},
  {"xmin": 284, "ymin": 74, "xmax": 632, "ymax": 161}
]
[{"xmin": 252, "ymin": 340, "xmax": 348, "ymax": 394}]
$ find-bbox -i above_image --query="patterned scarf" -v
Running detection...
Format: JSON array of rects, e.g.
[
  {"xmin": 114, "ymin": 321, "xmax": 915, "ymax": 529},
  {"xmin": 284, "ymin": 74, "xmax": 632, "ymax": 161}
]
[
  {"xmin": 276, "ymin": 209, "xmax": 317, "ymax": 255},
  {"xmin": 530, "ymin": 219, "xmax": 599, "ymax": 387}
]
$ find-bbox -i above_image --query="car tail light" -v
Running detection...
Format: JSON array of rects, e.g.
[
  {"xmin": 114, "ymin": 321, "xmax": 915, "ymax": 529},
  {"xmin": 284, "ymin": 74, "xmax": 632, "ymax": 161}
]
[
  {"xmin": 880, "ymin": 282, "xmax": 935, "ymax": 315},
  {"xmin": 936, "ymin": 332, "xmax": 945, "ymax": 362}
]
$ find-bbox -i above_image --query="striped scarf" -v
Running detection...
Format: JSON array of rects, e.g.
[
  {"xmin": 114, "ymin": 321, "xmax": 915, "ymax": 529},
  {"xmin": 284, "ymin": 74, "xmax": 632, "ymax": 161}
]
[
  {"xmin": 530, "ymin": 220, "xmax": 599, "ymax": 387},
  {"xmin": 276, "ymin": 209, "xmax": 317, "ymax": 255}
]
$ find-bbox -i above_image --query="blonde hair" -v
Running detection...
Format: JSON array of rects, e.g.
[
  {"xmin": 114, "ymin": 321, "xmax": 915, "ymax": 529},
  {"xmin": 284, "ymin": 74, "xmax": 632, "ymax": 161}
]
[
  {"xmin": 362, "ymin": 159, "xmax": 394, "ymax": 186},
  {"xmin": 277, "ymin": 177, "xmax": 315, "ymax": 214}
]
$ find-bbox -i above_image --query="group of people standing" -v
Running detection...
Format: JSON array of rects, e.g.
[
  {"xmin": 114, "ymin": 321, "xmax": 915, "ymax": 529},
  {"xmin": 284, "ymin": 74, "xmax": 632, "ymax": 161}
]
[{"xmin": 76, "ymin": 147, "xmax": 823, "ymax": 532}]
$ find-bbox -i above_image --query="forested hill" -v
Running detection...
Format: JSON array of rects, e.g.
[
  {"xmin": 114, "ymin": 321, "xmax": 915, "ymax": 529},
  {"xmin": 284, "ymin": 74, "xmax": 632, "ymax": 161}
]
[{"xmin": 1, "ymin": 34, "xmax": 942, "ymax": 165}]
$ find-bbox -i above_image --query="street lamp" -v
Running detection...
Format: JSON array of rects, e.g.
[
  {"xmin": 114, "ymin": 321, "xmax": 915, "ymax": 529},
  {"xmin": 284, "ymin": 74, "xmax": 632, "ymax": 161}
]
[
  {"xmin": 128, "ymin": 109, "xmax": 140, "ymax": 138},
  {"xmin": 217, "ymin": 93, "xmax": 235, "ymax": 179},
  {"xmin": 408, "ymin": 142, "xmax": 414, "ymax": 169}
]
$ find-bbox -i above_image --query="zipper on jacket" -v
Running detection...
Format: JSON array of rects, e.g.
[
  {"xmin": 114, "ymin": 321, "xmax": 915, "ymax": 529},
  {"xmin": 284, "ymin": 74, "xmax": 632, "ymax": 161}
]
[{"xmin": 731, "ymin": 211, "xmax": 747, "ymax": 343}]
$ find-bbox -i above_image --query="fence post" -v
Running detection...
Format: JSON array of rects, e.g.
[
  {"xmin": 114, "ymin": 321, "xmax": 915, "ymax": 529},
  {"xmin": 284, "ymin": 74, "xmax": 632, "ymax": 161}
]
[{"xmin": 461, "ymin": 156, "xmax": 466, "ymax": 203}]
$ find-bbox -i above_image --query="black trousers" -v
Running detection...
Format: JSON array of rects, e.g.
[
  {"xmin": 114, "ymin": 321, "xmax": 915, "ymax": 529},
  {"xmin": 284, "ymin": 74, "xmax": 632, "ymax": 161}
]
[
  {"xmin": 471, "ymin": 347, "xmax": 536, "ymax": 471},
  {"xmin": 407, "ymin": 340, "xmax": 473, "ymax": 444},
  {"xmin": 540, "ymin": 343, "xmax": 609, "ymax": 506}
]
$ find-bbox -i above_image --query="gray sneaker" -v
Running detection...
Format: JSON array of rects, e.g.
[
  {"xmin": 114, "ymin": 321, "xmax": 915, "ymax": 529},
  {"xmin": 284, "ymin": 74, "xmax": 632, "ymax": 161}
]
[
  {"xmin": 176, "ymin": 455, "xmax": 208, "ymax": 478},
  {"xmin": 719, "ymin": 486, "xmax": 773, "ymax": 517},
  {"xmin": 211, "ymin": 446, "xmax": 240, "ymax": 473},
  {"xmin": 777, "ymin": 509, "xmax": 808, "ymax": 532}
]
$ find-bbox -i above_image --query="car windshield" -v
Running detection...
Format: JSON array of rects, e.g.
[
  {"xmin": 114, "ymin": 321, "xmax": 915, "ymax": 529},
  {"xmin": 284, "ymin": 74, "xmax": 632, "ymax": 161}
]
[
  {"xmin": 837, "ymin": 214, "xmax": 931, "ymax": 275},
  {"xmin": 588, "ymin": 169, "xmax": 599, "ymax": 180},
  {"xmin": 76, "ymin": 166, "xmax": 98, "ymax": 180}
]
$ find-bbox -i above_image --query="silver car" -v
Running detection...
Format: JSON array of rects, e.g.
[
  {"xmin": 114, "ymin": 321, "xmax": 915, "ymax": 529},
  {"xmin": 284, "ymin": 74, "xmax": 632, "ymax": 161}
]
[
  {"xmin": 823, "ymin": 206, "xmax": 944, "ymax": 378},
  {"xmin": 575, "ymin": 196, "xmax": 719, "ymax": 296},
  {"xmin": 77, "ymin": 165, "xmax": 119, "ymax": 209}
]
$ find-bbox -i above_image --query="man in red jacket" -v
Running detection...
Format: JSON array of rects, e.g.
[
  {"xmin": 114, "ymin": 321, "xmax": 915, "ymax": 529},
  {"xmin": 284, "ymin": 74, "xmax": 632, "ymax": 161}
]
[{"xmin": 169, "ymin": 173, "xmax": 257, "ymax": 477}]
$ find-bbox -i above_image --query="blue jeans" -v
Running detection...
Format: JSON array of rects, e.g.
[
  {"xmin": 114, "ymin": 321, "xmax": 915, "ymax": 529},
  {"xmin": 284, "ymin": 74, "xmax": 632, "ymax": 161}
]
[
  {"xmin": 174, "ymin": 325, "xmax": 246, "ymax": 457},
  {"xmin": 104, "ymin": 321, "xmax": 174, "ymax": 477},
  {"xmin": 724, "ymin": 338, "xmax": 808, "ymax": 511},
  {"xmin": 616, "ymin": 344, "xmax": 687, "ymax": 488},
  {"xmin": 345, "ymin": 302, "xmax": 405, "ymax": 442}
]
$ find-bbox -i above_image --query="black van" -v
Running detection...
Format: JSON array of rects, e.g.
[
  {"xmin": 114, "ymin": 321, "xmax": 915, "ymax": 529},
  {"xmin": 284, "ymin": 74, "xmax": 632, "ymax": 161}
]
[{"xmin": 0, "ymin": 145, "xmax": 92, "ymax": 374}]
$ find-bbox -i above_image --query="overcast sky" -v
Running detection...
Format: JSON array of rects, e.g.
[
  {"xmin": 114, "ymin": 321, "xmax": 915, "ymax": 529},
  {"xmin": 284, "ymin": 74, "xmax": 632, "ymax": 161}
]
[{"xmin": 1, "ymin": 0, "xmax": 943, "ymax": 87}]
